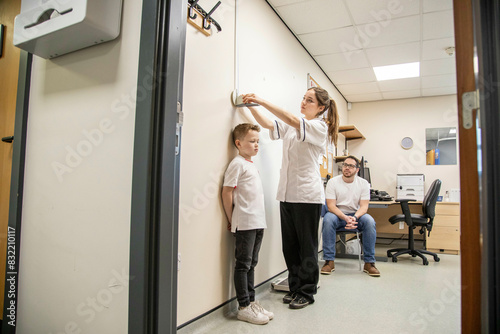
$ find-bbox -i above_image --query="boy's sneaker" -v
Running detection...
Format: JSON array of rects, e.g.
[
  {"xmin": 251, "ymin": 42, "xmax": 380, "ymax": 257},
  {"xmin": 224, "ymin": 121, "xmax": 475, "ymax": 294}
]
[
  {"xmin": 251, "ymin": 301, "xmax": 274, "ymax": 320},
  {"xmin": 237, "ymin": 305, "xmax": 269, "ymax": 325}
]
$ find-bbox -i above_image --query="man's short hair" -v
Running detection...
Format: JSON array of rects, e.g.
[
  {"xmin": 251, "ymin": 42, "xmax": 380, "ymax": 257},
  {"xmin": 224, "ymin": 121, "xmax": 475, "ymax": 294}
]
[
  {"xmin": 345, "ymin": 155, "xmax": 360, "ymax": 167},
  {"xmin": 232, "ymin": 123, "xmax": 260, "ymax": 145}
]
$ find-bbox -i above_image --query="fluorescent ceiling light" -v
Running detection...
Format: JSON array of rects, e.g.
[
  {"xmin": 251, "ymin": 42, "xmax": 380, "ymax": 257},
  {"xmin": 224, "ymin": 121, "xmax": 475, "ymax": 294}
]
[{"xmin": 373, "ymin": 62, "xmax": 420, "ymax": 81}]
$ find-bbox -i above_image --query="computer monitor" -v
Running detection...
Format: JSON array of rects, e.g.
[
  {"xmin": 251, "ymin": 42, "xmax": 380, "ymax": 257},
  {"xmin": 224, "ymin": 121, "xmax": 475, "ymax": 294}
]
[
  {"xmin": 362, "ymin": 167, "xmax": 371, "ymax": 185},
  {"xmin": 357, "ymin": 156, "xmax": 371, "ymax": 185}
]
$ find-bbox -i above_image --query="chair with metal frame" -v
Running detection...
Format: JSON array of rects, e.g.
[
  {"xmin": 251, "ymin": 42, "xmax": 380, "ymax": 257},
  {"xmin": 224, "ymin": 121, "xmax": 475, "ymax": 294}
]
[{"xmin": 320, "ymin": 204, "xmax": 363, "ymax": 271}]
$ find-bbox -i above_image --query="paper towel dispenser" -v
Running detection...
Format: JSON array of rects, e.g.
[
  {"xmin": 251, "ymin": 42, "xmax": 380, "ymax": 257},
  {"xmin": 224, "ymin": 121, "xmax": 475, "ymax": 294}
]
[{"xmin": 14, "ymin": 0, "xmax": 123, "ymax": 59}]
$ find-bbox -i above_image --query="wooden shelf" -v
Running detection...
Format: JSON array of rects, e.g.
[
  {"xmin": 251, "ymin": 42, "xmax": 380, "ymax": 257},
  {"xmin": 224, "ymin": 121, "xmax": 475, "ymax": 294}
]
[{"xmin": 339, "ymin": 125, "xmax": 365, "ymax": 141}]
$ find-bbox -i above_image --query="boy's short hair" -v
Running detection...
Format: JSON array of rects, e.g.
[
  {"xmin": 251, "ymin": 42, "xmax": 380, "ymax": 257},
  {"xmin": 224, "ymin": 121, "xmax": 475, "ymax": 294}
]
[{"xmin": 232, "ymin": 123, "xmax": 260, "ymax": 146}]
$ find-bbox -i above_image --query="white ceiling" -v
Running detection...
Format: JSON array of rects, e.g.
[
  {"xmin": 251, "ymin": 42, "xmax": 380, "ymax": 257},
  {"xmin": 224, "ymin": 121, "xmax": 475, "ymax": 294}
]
[{"xmin": 267, "ymin": 0, "xmax": 457, "ymax": 102}]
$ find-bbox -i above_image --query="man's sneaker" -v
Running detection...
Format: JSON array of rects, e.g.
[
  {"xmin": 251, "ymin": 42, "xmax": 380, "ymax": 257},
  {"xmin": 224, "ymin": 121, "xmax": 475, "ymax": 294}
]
[
  {"xmin": 237, "ymin": 305, "xmax": 269, "ymax": 325},
  {"xmin": 289, "ymin": 295, "xmax": 312, "ymax": 309},
  {"xmin": 363, "ymin": 263, "xmax": 380, "ymax": 277},
  {"xmin": 282, "ymin": 291, "xmax": 297, "ymax": 304},
  {"xmin": 321, "ymin": 260, "xmax": 335, "ymax": 275},
  {"xmin": 251, "ymin": 301, "xmax": 274, "ymax": 320}
]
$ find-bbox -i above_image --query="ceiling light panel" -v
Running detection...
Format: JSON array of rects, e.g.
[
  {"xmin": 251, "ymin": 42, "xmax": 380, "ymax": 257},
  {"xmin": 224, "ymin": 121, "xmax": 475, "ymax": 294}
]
[{"xmin": 374, "ymin": 62, "xmax": 420, "ymax": 81}]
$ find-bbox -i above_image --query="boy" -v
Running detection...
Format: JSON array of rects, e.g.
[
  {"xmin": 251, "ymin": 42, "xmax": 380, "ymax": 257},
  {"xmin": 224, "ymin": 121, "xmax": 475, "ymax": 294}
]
[{"xmin": 222, "ymin": 123, "xmax": 273, "ymax": 325}]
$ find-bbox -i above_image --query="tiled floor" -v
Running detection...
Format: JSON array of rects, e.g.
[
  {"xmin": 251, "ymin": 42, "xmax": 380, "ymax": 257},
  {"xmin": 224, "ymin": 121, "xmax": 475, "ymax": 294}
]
[{"xmin": 178, "ymin": 239, "xmax": 461, "ymax": 334}]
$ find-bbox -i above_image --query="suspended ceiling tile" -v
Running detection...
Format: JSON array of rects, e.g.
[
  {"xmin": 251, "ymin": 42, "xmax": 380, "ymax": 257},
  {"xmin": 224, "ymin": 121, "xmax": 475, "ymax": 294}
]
[
  {"xmin": 365, "ymin": 42, "xmax": 420, "ymax": 67},
  {"xmin": 423, "ymin": 11, "xmax": 455, "ymax": 40},
  {"xmin": 274, "ymin": 0, "xmax": 351, "ymax": 34},
  {"xmin": 345, "ymin": 92, "xmax": 384, "ymax": 102},
  {"xmin": 268, "ymin": 0, "xmax": 307, "ymax": 7},
  {"xmin": 299, "ymin": 26, "xmax": 357, "ymax": 56},
  {"xmin": 328, "ymin": 68, "xmax": 376, "ymax": 85},
  {"xmin": 422, "ymin": 37, "xmax": 456, "ymax": 60},
  {"xmin": 423, "ymin": 0, "xmax": 453, "ymax": 13},
  {"xmin": 421, "ymin": 58, "xmax": 456, "ymax": 76},
  {"xmin": 382, "ymin": 90, "xmax": 421, "ymax": 100},
  {"xmin": 378, "ymin": 77, "xmax": 420, "ymax": 92},
  {"xmin": 346, "ymin": 0, "xmax": 420, "ymax": 25},
  {"xmin": 355, "ymin": 15, "xmax": 420, "ymax": 49},
  {"xmin": 315, "ymin": 52, "xmax": 369, "ymax": 72},
  {"xmin": 422, "ymin": 86, "xmax": 457, "ymax": 96},
  {"xmin": 422, "ymin": 74, "xmax": 456, "ymax": 88},
  {"xmin": 337, "ymin": 82, "xmax": 380, "ymax": 95}
]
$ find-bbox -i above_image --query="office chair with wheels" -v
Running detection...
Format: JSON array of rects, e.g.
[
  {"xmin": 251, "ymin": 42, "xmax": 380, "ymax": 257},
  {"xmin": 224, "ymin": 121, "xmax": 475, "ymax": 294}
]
[{"xmin": 386, "ymin": 179, "xmax": 442, "ymax": 265}]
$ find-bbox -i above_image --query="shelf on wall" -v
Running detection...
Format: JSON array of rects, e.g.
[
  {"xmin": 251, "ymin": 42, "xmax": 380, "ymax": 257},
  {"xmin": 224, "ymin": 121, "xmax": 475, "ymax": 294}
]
[
  {"xmin": 339, "ymin": 125, "xmax": 365, "ymax": 141},
  {"xmin": 335, "ymin": 125, "xmax": 365, "ymax": 160}
]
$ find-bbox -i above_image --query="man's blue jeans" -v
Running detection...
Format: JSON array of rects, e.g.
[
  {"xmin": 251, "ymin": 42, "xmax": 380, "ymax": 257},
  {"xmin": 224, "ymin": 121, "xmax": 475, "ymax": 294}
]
[{"xmin": 322, "ymin": 212, "xmax": 377, "ymax": 263}]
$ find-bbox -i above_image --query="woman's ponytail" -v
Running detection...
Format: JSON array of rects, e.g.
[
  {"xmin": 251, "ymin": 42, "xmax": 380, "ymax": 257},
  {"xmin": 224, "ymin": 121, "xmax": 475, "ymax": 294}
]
[{"xmin": 325, "ymin": 98, "xmax": 339, "ymax": 146}]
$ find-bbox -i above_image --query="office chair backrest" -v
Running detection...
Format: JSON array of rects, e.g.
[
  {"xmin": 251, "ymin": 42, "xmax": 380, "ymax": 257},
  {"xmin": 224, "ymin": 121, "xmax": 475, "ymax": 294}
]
[{"xmin": 422, "ymin": 179, "xmax": 442, "ymax": 219}]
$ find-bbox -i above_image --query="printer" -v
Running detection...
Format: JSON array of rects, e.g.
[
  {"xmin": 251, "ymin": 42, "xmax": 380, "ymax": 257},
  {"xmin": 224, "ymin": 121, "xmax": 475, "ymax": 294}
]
[{"xmin": 396, "ymin": 174, "xmax": 425, "ymax": 201}]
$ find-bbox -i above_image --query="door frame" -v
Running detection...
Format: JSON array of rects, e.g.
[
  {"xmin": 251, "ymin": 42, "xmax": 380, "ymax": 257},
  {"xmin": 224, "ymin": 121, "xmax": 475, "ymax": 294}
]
[
  {"xmin": 128, "ymin": 0, "xmax": 186, "ymax": 333},
  {"xmin": 453, "ymin": 0, "xmax": 481, "ymax": 332},
  {"xmin": 473, "ymin": 0, "xmax": 500, "ymax": 332},
  {"xmin": 1, "ymin": 51, "xmax": 32, "ymax": 333}
]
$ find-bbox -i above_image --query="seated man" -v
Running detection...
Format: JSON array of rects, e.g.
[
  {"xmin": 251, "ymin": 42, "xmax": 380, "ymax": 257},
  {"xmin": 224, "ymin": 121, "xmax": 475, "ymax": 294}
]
[{"xmin": 321, "ymin": 155, "xmax": 380, "ymax": 277}]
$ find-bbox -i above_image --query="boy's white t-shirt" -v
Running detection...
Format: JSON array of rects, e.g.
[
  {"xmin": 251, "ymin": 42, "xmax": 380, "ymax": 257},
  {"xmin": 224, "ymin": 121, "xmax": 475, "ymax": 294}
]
[
  {"xmin": 223, "ymin": 155, "xmax": 266, "ymax": 232},
  {"xmin": 325, "ymin": 175, "xmax": 370, "ymax": 214}
]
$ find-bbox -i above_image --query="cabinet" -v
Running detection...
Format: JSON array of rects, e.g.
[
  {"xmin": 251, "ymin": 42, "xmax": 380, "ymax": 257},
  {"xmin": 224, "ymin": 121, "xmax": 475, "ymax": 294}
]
[{"xmin": 426, "ymin": 202, "xmax": 460, "ymax": 254}]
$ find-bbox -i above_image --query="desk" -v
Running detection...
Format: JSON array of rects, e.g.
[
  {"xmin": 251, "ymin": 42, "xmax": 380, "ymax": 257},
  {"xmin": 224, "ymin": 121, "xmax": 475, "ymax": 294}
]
[
  {"xmin": 368, "ymin": 201, "xmax": 423, "ymax": 236},
  {"xmin": 368, "ymin": 201, "xmax": 461, "ymax": 254}
]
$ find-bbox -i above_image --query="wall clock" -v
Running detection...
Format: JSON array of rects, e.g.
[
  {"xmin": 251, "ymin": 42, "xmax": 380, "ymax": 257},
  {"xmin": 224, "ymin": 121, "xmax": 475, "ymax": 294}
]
[{"xmin": 401, "ymin": 137, "xmax": 413, "ymax": 150}]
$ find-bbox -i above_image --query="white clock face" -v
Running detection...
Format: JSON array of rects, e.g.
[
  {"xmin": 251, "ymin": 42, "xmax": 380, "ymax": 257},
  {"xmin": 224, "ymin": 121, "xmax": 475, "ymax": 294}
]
[{"xmin": 401, "ymin": 137, "xmax": 413, "ymax": 149}]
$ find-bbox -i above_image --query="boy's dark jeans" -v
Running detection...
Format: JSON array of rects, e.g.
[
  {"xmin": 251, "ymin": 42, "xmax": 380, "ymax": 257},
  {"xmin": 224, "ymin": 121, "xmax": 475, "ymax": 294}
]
[{"xmin": 234, "ymin": 229, "xmax": 264, "ymax": 308}]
